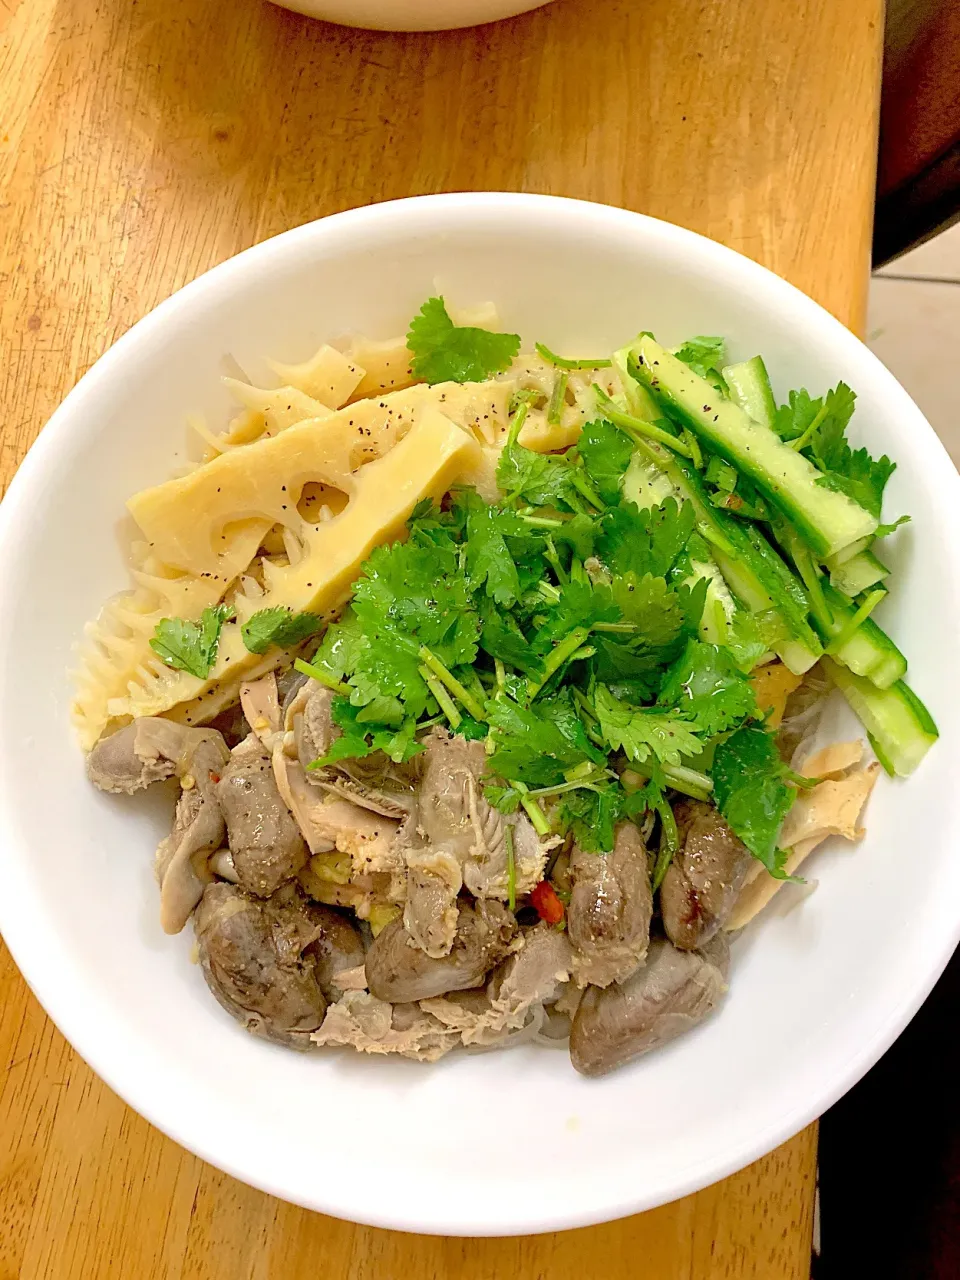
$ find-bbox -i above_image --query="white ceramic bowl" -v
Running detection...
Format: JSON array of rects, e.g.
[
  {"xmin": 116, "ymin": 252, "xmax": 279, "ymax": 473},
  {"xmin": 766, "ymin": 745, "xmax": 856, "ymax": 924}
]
[
  {"xmin": 268, "ymin": 0, "xmax": 552, "ymax": 32},
  {"xmin": 1, "ymin": 194, "xmax": 959, "ymax": 1236}
]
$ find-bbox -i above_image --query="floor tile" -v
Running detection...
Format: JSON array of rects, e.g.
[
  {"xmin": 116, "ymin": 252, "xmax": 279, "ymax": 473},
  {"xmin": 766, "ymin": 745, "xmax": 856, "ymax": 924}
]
[
  {"xmin": 866, "ymin": 275, "xmax": 960, "ymax": 465},
  {"xmin": 876, "ymin": 219, "xmax": 960, "ymax": 282}
]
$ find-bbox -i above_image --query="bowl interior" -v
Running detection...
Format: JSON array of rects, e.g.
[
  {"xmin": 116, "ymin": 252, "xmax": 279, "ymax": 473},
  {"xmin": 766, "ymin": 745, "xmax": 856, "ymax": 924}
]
[{"xmin": 1, "ymin": 194, "xmax": 959, "ymax": 1235}]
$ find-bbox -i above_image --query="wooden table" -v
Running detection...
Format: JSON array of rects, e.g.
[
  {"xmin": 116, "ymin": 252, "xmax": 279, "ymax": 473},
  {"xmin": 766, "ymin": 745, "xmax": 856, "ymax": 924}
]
[{"xmin": 0, "ymin": 0, "xmax": 882, "ymax": 1274}]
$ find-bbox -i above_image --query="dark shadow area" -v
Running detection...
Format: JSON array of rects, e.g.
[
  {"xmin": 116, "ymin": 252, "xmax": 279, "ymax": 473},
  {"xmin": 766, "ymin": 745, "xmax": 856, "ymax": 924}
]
[
  {"xmin": 816, "ymin": 944, "xmax": 960, "ymax": 1278},
  {"xmin": 875, "ymin": 0, "xmax": 960, "ymax": 264}
]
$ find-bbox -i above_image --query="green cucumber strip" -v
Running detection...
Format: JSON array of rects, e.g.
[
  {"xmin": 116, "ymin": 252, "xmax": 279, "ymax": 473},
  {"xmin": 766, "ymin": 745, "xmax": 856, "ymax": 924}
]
[
  {"xmin": 622, "ymin": 453, "xmax": 676, "ymax": 509},
  {"xmin": 632, "ymin": 437, "xmax": 822, "ymax": 673},
  {"xmin": 722, "ymin": 355, "xmax": 777, "ymax": 430},
  {"xmin": 634, "ymin": 336, "xmax": 878, "ymax": 557},
  {"xmin": 822, "ymin": 657, "xmax": 938, "ymax": 776},
  {"xmin": 825, "ymin": 589, "xmax": 887, "ymax": 654},
  {"xmin": 829, "ymin": 549, "xmax": 889, "ymax": 598},
  {"xmin": 825, "ymin": 535, "xmax": 873, "ymax": 569},
  {"xmin": 819, "ymin": 581, "xmax": 907, "ymax": 689}
]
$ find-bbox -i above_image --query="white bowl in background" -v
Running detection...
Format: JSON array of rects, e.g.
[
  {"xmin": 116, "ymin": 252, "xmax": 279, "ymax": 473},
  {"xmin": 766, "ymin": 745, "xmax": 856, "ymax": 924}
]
[
  {"xmin": 1, "ymin": 194, "xmax": 959, "ymax": 1235},
  {"xmin": 268, "ymin": 0, "xmax": 553, "ymax": 31}
]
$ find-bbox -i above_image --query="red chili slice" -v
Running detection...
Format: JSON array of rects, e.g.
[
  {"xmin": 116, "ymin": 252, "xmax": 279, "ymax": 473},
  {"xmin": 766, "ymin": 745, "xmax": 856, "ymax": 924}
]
[{"xmin": 530, "ymin": 880, "xmax": 565, "ymax": 925}]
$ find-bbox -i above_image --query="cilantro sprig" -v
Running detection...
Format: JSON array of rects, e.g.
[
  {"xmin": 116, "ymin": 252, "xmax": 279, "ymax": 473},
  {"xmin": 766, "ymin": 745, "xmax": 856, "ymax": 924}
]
[
  {"xmin": 710, "ymin": 725, "xmax": 798, "ymax": 878},
  {"xmin": 407, "ymin": 297, "xmax": 520, "ymax": 384},
  {"xmin": 150, "ymin": 604, "xmax": 234, "ymax": 680},
  {"xmin": 241, "ymin": 607, "xmax": 323, "ymax": 654},
  {"xmin": 775, "ymin": 381, "xmax": 897, "ymax": 519}
]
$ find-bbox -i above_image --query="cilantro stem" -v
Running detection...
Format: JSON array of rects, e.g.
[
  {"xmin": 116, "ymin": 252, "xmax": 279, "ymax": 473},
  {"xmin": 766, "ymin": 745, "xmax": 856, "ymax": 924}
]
[
  {"xmin": 663, "ymin": 764, "xmax": 713, "ymax": 800},
  {"xmin": 505, "ymin": 398, "xmax": 531, "ymax": 450},
  {"xmin": 535, "ymin": 342, "xmax": 613, "ymax": 371},
  {"xmin": 494, "ymin": 658, "xmax": 506, "ymax": 693},
  {"xmin": 505, "ymin": 824, "xmax": 517, "ymax": 911},
  {"xmin": 564, "ymin": 760, "xmax": 598, "ymax": 783},
  {"xmin": 789, "ymin": 399, "xmax": 830, "ymax": 453},
  {"xmin": 825, "ymin": 589, "xmax": 887, "ymax": 654},
  {"xmin": 419, "ymin": 666, "xmax": 462, "ymax": 729},
  {"xmin": 526, "ymin": 625, "xmax": 592, "ymax": 698},
  {"xmin": 573, "ymin": 688, "xmax": 598, "ymax": 722},
  {"xmin": 294, "ymin": 657, "xmax": 349, "ymax": 695},
  {"xmin": 593, "ymin": 386, "xmax": 694, "ymax": 458},
  {"xmin": 418, "ymin": 647, "xmax": 486, "ymax": 722},
  {"xmin": 459, "ymin": 664, "xmax": 488, "ymax": 707},
  {"xmin": 513, "ymin": 781, "xmax": 552, "ymax": 836},
  {"xmin": 547, "ymin": 369, "xmax": 569, "ymax": 425},
  {"xmin": 568, "ymin": 468, "xmax": 605, "ymax": 511},
  {"xmin": 544, "ymin": 537, "xmax": 568, "ymax": 585},
  {"xmin": 592, "ymin": 621, "xmax": 637, "ymax": 633},
  {"xmin": 792, "ymin": 543, "xmax": 832, "ymax": 631},
  {"xmin": 417, "ymin": 713, "xmax": 447, "ymax": 730},
  {"xmin": 567, "ymin": 644, "xmax": 595, "ymax": 664},
  {"xmin": 538, "ymin": 580, "xmax": 563, "ymax": 603},
  {"xmin": 527, "ymin": 775, "xmax": 610, "ymax": 799},
  {"xmin": 682, "ymin": 427, "xmax": 703, "ymax": 469},
  {"xmin": 625, "ymin": 762, "xmax": 712, "ymax": 802},
  {"xmin": 652, "ymin": 800, "xmax": 679, "ymax": 890},
  {"xmin": 520, "ymin": 514, "xmax": 565, "ymax": 529}
]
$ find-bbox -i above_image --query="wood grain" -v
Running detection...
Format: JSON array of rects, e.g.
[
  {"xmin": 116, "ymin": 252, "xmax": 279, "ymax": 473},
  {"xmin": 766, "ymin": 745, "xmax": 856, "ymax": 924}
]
[{"xmin": 0, "ymin": 0, "xmax": 880, "ymax": 1274}]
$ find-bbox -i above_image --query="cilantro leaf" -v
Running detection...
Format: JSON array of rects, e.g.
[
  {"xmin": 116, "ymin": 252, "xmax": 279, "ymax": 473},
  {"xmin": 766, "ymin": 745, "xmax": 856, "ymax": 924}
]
[
  {"xmin": 312, "ymin": 699, "xmax": 423, "ymax": 766},
  {"xmin": 311, "ymin": 608, "xmax": 364, "ymax": 682},
  {"xmin": 675, "ymin": 575, "xmax": 711, "ymax": 637},
  {"xmin": 487, "ymin": 692, "xmax": 601, "ymax": 787},
  {"xmin": 590, "ymin": 640, "xmax": 662, "ymax": 698},
  {"xmin": 612, "ymin": 572, "xmax": 688, "ymax": 649},
  {"xmin": 623, "ymin": 775, "xmax": 667, "ymax": 817},
  {"xmin": 657, "ymin": 639, "xmax": 758, "ymax": 736},
  {"xmin": 711, "ymin": 724, "xmax": 795, "ymax": 875},
  {"xmin": 465, "ymin": 503, "xmax": 521, "ymax": 606},
  {"xmin": 552, "ymin": 512, "xmax": 599, "ymax": 561},
  {"xmin": 809, "ymin": 382, "xmax": 858, "ymax": 449},
  {"xmin": 704, "ymin": 455, "xmax": 738, "ymax": 492},
  {"xmin": 455, "ymin": 716, "xmax": 488, "ymax": 742},
  {"xmin": 532, "ymin": 580, "xmax": 618, "ymax": 655},
  {"xmin": 485, "ymin": 783, "xmax": 522, "ymax": 813},
  {"xmin": 578, "ymin": 419, "xmax": 635, "ymax": 505},
  {"xmin": 589, "ymin": 573, "xmax": 692, "ymax": 694},
  {"xmin": 814, "ymin": 449, "xmax": 896, "ymax": 518},
  {"xmin": 241, "ymin": 607, "xmax": 323, "ymax": 655},
  {"xmin": 150, "ymin": 604, "xmax": 234, "ymax": 680},
  {"xmin": 354, "ymin": 694, "xmax": 404, "ymax": 724},
  {"xmin": 407, "ymin": 296, "xmax": 520, "ymax": 385},
  {"xmin": 349, "ymin": 627, "xmax": 429, "ymax": 718},
  {"xmin": 875, "ymin": 514, "xmax": 910, "ymax": 538},
  {"xmin": 496, "ymin": 441, "xmax": 591, "ymax": 512},
  {"xmin": 593, "ymin": 685, "xmax": 703, "ymax": 767},
  {"xmin": 557, "ymin": 783, "xmax": 626, "ymax": 853},
  {"xmin": 352, "ymin": 540, "xmax": 479, "ymax": 668},
  {"xmin": 407, "ymin": 498, "xmax": 466, "ymax": 550},
  {"xmin": 479, "ymin": 604, "xmax": 544, "ymax": 677},
  {"xmin": 794, "ymin": 382, "xmax": 893, "ymax": 516},
  {"xmin": 774, "ymin": 381, "xmax": 894, "ymax": 517},
  {"xmin": 773, "ymin": 387, "xmax": 822, "ymax": 442},
  {"xmin": 674, "ymin": 335, "xmax": 726, "ymax": 381},
  {"xmin": 597, "ymin": 498, "xmax": 695, "ymax": 579}
]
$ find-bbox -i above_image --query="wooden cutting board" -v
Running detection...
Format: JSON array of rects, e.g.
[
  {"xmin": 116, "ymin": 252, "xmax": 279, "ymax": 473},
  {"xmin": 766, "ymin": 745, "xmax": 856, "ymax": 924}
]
[{"xmin": 0, "ymin": 0, "xmax": 881, "ymax": 1275}]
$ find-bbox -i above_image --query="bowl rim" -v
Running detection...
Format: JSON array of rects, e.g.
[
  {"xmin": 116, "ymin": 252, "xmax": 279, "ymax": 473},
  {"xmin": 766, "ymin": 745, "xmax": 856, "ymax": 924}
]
[{"xmin": 2, "ymin": 191, "xmax": 959, "ymax": 1235}]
